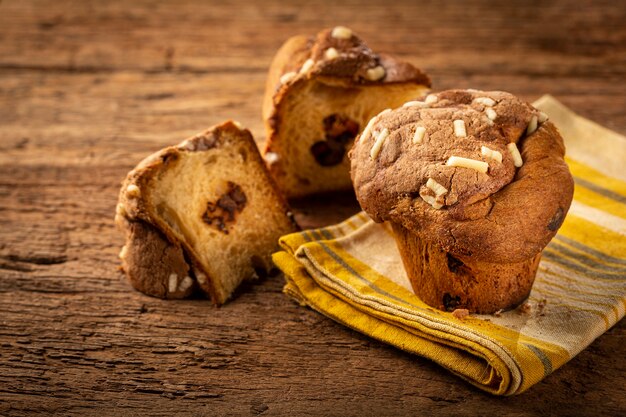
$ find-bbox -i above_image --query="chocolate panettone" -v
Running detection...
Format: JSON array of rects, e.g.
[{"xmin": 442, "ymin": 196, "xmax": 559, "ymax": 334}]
[
  {"xmin": 115, "ymin": 121, "xmax": 297, "ymax": 304},
  {"xmin": 350, "ymin": 90, "xmax": 574, "ymax": 314},
  {"xmin": 262, "ymin": 26, "xmax": 431, "ymax": 198}
]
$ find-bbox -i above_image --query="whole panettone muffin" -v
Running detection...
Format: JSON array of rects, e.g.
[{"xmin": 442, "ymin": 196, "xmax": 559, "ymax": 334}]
[{"xmin": 349, "ymin": 89, "xmax": 574, "ymax": 314}]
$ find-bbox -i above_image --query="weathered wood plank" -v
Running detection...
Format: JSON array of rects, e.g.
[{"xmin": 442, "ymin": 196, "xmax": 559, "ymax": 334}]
[
  {"xmin": 1, "ymin": 0, "xmax": 625, "ymax": 415},
  {"xmin": 1, "ymin": 0, "xmax": 625, "ymax": 76},
  {"xmin": 1, "ymin": 70, "xmax": 624, "ymax": 169}
]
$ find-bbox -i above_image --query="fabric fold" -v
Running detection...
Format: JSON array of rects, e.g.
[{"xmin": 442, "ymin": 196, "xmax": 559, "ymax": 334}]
[{"xmin": 273, "ymin": 96, "xmax": 626, "ymax": 395}]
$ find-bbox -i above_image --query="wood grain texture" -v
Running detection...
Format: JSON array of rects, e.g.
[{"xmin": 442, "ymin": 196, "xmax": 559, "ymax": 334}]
[{"xmin": 1, "ymin": 0, "xmax": 625, "ymax": 415}]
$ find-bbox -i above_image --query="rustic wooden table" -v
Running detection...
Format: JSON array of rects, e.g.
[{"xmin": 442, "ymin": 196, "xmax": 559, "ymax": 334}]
[{"xmin": 1, "ymin": 0, "xmax": 625, "ymax": 415}]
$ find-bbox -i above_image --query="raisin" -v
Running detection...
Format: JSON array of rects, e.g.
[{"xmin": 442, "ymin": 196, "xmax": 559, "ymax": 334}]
[
  {"xmin": 443, "ymin": 293, "xmax": 462, "ymax": 311},
  {"xmin": 310, "ymin": 114, "xmax": 360, "ymax": 167},
  {"xmin": 446, "ymin": 253, "xmax": 465, "ymax": 274},
  {"xmin": 202, "ymin": 182, "xmax": 247, "ymax": 234},
  {"xmin": 547, "ymin": 207, "xmax": 564, "ymax": 231},
  {"xmin": 310, "ymin": 140, "xmax": 345, "ymax": 166}
]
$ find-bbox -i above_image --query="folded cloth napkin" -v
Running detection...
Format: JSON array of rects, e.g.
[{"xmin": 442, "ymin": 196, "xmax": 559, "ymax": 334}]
[{"xmin": 273, "ymin": 96, "xmax": 626, "ymax": 396}]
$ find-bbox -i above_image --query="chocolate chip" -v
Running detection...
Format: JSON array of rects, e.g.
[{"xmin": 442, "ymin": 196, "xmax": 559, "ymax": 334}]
[
  {"xmin": 311, "ymin": 140, "xmax": 345, "ymax": 166},
  {"xmin": 443, "ymin": 293, "xmax": 461, "ymax": 311},
  {"xmin": 323, "ymin": 114, "xmax": 359, "ymax": 140},
  {"xmin": 202, "ymin": 182, "xmax": 247, "ymax": 234},
  {"xmin": 229, "ymin": 183, "xmax": 247, "ymax": 205},
  {"xmin": 323, "ymin": 114, "xmax": 339, "ymax": 134},
  {"xmin": 310, "ymin": 114, "xmax": 360, "ymax": 167},
  {"xmin": 446, "ymin": 253, "xmax": 464, "ymax": 274},
  {"xmin": 547, "ymin": 207, "xmax": 564, "ymax": 231},
  {"xmin": 250, "ymin": 255, "xmax": 268, "ymax": 279},
  {"xmin": 334, "ymin": 130, "xmax": 357, "ymax": 145}
]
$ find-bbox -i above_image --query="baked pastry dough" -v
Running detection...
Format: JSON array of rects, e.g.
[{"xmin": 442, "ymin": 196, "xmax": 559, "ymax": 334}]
[
  {"xmin": 263, "ymin": 26, "xmax": 431, "ymax": 198},
  {"xmin": 350, "ymin": 90, "xmax": 574, "ymax": 313},
  {"xmin": 116, "ymin": 121, "xmax": 297, "ymax": 304}
]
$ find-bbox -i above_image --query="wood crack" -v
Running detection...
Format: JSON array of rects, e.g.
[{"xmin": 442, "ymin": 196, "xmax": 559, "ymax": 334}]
[{"xmin": 2, "ymin": 254, "xmax": 67, "ymax": 266}]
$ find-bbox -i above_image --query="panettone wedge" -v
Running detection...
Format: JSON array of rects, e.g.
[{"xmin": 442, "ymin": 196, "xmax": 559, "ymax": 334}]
[
  {"xmin": 262, "ymin": 26, "xmax": 431, "ymax": 198},
  {"xmin": 115, "ymin": 121, "xmax": 297, "ymax": 304}
]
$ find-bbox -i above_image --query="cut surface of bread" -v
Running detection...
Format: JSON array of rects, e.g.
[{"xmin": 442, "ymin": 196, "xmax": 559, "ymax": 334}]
[
  {"xmin": 116, "ymin": 121, "xmax": 297, "ymax": 304},
  {"xmin": 263, "ymin": 27, "xmax": 431, "ymax": 198}
]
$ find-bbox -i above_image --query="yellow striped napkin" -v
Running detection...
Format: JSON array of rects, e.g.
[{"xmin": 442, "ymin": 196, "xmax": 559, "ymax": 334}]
[{"xmin": 273, "ymin": 96, "xmax": 626, "ymax": 395}]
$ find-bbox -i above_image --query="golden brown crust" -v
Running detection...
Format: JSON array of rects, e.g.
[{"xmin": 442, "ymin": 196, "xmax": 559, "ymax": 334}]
[
  {"xmin": 262, "ymin": 27, "xmax": 432, "ymax": 198},
  {"xmin": 118, "ymin": 217, "xmax": 196, "ymax": 299},
  {"xmin": 392, "ymin": 222, "xmax": 539, "ymax": 314},
  {"xmin": 115, "ymin": 121, "xmax": 297, "ymax": 304},
  {"xmin": 262, "ymin": 35, "xmax": 312, "ymax": 126},
  {"xmin": 263, "ymin": 29, "xmax": 431, "ymax": 124},
  {"xmin": 116, "ymin": 125, "xmax": 231, "ymax": 302},
  {"xmin": 350, "ymin": 89, "xmax": 574, "ymax": 263}
]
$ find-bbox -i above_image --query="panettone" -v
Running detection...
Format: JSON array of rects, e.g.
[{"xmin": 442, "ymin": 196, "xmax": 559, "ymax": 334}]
[
  {"xmin": 115, "ymin": 121, "xmax": 297, "ymax": 304},
  {"xmin": 262, "ymin": 26, "xmax": 431, "ymax": 198},
  {"xmin": 350, "ymin": 89, "xmax": 574, "ymax": 313}
]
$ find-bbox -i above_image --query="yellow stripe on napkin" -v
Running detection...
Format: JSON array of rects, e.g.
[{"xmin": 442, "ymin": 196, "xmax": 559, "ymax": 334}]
[{"xmin": 273, "ymin": 96, "xmax": 626, "ymax": 395}]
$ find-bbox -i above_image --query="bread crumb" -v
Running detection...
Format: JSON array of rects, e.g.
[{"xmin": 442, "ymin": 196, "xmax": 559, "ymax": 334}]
[
  {"xmin": 452, "ymin": 309, "xmax": 469, "ymax": 319},
  {"xmin": 519, "ymin": 302, "xmax": 532, "ymax": 315},
  {"xmin": 493, "ymin": 309, "xmax": 503, "ymax": 317},
  {"xmin": 537, "ymin": 298, "xmax": 548, "ymax": 315}
]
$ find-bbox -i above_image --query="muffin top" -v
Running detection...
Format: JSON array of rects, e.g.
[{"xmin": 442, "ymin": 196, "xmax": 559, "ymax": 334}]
[{"xmin": 349, "ymin": 89, "xmax": 574, "ymax": 263}]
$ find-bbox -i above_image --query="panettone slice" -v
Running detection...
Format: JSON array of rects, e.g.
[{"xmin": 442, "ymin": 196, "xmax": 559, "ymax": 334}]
[
  {"xmin": 115, "ymin": 121, "xmax": 297, "ymax": 304},
  {"xmin": 262, "ymin": 26, "xmax": 431, "ymax": 198}
]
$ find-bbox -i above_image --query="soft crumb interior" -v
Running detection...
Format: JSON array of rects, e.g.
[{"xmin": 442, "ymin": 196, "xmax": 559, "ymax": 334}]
[
  {"xmin": 276, "ymin": 81, "xmax": 429, "ymax": 195},
  {"xmin": 148, "ymin": 143, "xmax": 292, "ymax": 302}
]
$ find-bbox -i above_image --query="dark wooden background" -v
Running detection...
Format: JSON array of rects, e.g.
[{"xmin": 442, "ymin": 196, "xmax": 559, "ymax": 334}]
[{"xmin": 1, "ymin": 0, "xmax": 625, "ymax": 415}]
